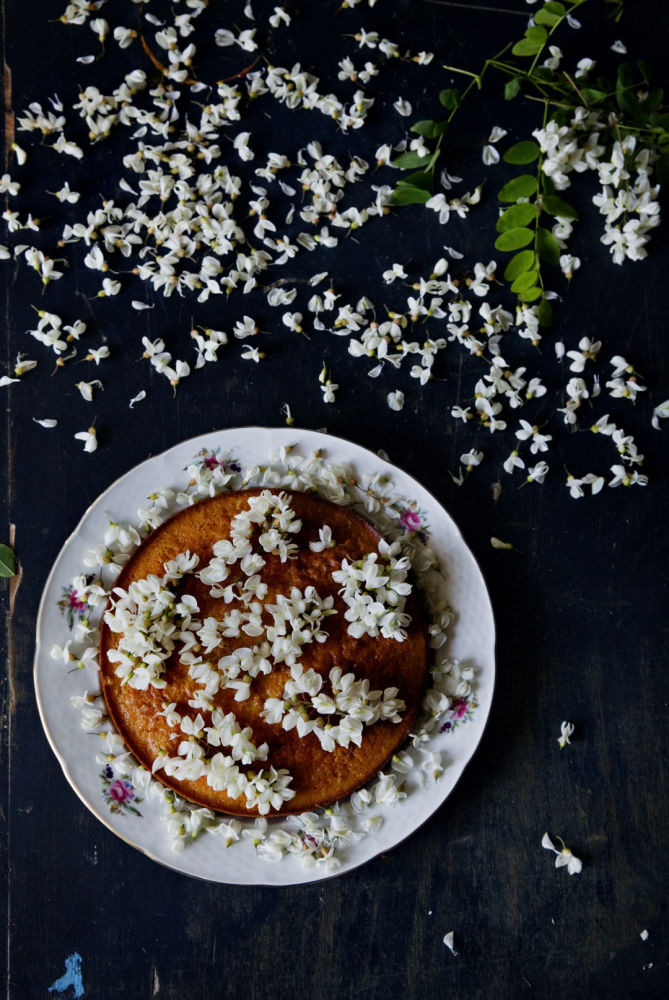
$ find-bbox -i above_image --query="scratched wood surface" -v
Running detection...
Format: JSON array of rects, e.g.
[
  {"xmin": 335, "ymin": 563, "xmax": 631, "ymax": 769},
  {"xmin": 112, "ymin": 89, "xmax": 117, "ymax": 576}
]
[{"xmin": 1, "ymin": 1, "xmax": 668, "ymax": 997}]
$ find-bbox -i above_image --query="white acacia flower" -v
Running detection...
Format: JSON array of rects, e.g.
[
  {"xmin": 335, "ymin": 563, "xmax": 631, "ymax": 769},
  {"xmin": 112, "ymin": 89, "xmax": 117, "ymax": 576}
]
[
  {"xmin": 606, "ymin": 376, "xmax": 646, "ymax": 402},
  {"xmin": 610, "ymin": 355, "xmax": 636, "ymax": 378},
  {"xmin": 233, "ymin": 132, "xmax": 254, "ymax": 162},
  {"xmin": 33, "ymin": 418, "xmax": 57, "ymax": 428},
  {"xmin": 90, "ymin": 18, "xmax": 109, "ymax": 43},
  {"xmin": 526, "ymin": 461, "xmax": 548, "ymax": 484},
  {"xmin": 558, "ymin": 721, "xmax": 574, "ymax": 748},
  {"xmin": 86, "ymin": 346, "xmax": 110, "ymax": 365},
  {"xmin": 651, "ymin": 400, "xmax": 669, "ymax": 430},
  {"xmin": 451, "ymin": 406, "xmax": 472, "ymax": 422},
  {"xmin": 48, "ymin": 181, "xmax": 79, "ymax": 204},
  {"xmin": 383, "ymin": 263, "xmax": 407, "ymax": 284},
  {"xmin": 76, "ymin": 380, "xmax": 103, "ymax": 401},
  {"xmin": 566, "ymin": 337, "xmax": 601, "ymax": 372},
  {"xmin": 460, "ymin": 451, "xmax": 483, "ymax": 471},
  {"xmin": 113, "ymin": 26, "xmax": 137, "ymax": 48},
  {"xmin": 515, "ymin": 420, "xmax": 552, "ymax": 453},
  {"xmin": 100, "ymin": 278, "xmax": 121, "ymax": 297},
  {"xmin": 269, "ymin": 6, "xmax": 290, "ymax": 27},
  {"xmin": 575, "ymin": 58, "xmax": 595, "ymax": 79},
  {"xmin": 560, "ymin": 254, "xmax": 581, "ymax": 278},
  {"xmin": 310, "ymin": 525, "xmax": 335, "ymax": 552},
  {"xmin": 482, "ymin": 145, "xmax": 500, "ymax": 166},
  {"xmin": 321, "ymin": 380, "xmax": 338, "ymax": 403},
  {"xmin": 542, "ymin": 832, "xmax": 582, "ymax": 874},
  {"xmin": 611, "ymin": 40, "xmax": 627, "ymax": 54},
  {"xmin": 488, "ymin": 127, "xmax": 508, "ymax": 143},
  {"xmin": 443, "ymin": 932, "xmax": 458, "ymax": 956},
  {"xmin": 609, "ymin": 465, "xmax": 648, "ymax": 488},
  {"xmin": 282, "ymin": 312, "xmax": 303, "ymax": 333},
  {"xmin": 503, "ymin": 450, "xmax": 525, "ymax": 474},
  {"xmin": 129, "ymin": 391, "xmax": 146, "ymax": 408},
  {"xmin": 387, "ymin": 390, "xmax": 404, "ymax": 412},
  {"xmin": 0, "ymin": 376, "xmax": 19, "ymax": 387},
  {"xmin": 74, "ymin": 427, "xmax": 98, "ymax": 453},
  {"xmin": 241, "ymin": 346, "xmax": 263, "ymax": 363},
  {"xmin": 393, "ymin": 97, "xmax": 412, "ymax": 117},
  {"xmin": 0, "ymin": 174, "xmax": 20, "ymax": 196}
]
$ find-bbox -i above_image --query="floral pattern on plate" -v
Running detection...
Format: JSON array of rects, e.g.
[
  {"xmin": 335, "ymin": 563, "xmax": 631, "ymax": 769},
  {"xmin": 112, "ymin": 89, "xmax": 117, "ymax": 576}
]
[
  {"xmin": 395, "ymin": 498, "xmax": 431, "ymax": 542},
  {"xmin": 57, "ymin": 573, "xmax": 97, "ymax": 630},
  {"xmin": 101, "ymin": 765, "xmax": 143, "ymax": 817},
  {"xmin": 188, "ymin": 447, "xmax": 241, "ymax": 475}
]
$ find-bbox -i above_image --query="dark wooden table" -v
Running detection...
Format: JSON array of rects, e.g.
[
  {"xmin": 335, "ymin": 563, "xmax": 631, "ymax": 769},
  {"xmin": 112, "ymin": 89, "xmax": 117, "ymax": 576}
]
[{"xmin": 1, "ymin": 1, "xmax": 668, "ymax": 996}]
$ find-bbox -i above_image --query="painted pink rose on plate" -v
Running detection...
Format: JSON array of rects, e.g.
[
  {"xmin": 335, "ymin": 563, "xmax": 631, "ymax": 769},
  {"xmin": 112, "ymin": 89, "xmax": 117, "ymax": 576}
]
[
  {"xmin": 451, "ymin": 699, "xmax": 469, "ymax": 720},
  {"xmin": 108, "ymin": 779, "xmax": 133, "ymax": 804},
  {"xmin": 399, "ymin": 510, "xmax": 422, "ymax": 532}
]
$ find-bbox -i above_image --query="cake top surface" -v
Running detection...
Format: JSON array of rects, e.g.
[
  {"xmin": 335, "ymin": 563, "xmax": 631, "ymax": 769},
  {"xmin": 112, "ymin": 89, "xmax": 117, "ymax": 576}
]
[{"xmin": 99, "ymin": 487, "xmax": 430, "ymax": 816}]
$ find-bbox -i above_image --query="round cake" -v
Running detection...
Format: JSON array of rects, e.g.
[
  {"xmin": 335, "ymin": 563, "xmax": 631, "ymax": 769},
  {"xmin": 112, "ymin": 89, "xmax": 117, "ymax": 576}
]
[{"xmin": 99, "ymin": 488, "xmax": 429, "ymax": 816}]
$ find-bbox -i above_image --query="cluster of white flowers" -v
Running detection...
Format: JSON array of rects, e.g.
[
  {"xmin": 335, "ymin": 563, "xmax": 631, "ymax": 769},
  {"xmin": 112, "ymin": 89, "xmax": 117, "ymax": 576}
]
[
  {"xmin": 333, "ymin": 538, "xmax": 413, "ymax": 641},
  {"xmin": 262, "ymin": 664, "xmax": 406, "ymax": 753},
  {"xmin": 533, "ymin": 103, "xmax": 661, "ymax": 270},
  {"xmin": 103, "ymin": 552, "xmax": 198, "ymax": 690}
]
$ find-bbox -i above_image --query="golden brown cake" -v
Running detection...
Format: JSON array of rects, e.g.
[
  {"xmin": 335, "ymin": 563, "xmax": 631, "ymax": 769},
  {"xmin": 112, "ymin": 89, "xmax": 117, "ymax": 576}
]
[{"xmin": 99, "ymin": 488, "xmax": 429, "ymax": 816}]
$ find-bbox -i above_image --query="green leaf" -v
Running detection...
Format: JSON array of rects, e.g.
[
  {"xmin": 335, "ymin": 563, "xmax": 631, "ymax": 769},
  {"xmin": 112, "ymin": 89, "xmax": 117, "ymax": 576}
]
[
  {"xmin": 525, "ymin": 25, "xmax": 548, "ymax": 43},
  {"xmin": 579, "ymin": 88, "xmax": 606, "ymax": 106},
  {"xmin": 542, "ymin": 174, "xmax": 556, "ymax": 197},
  {"xmin": 597, "ymin": 75, "xmax": 613, "ymax": 94},
  {"xmin": 538, "ymin": 298, "xmax": 553, "ymax": 327},
  {"xmin": 494, "ymin": 227, "xmax": 535, "ymax": 252},
  {"xmin": 433, "ymin": 121, "xmax": 450, "ymax": 136},
  {"xmin": 496, "ymin": 202, "xmax": 537, "ymax": 232},
  {"xmin": 617, "ymin": 90, "xmax": 641, "ymax": 115},
  {"xmin": 398, "ymin": 170, "xmax": 433, "ymax": 193},
  {"xmin": 543, "ymin": 1, "xmax": 566, "ymax": 13},
  {"xmin": 638, "ymin": 60, "xmax": 652, "ymax": 84},
  {"xmin": 504, "ymin": 77, "xmax": 522, "ymax": 101},
  {"xmin": 617, "ymin": 62, "xmax": 634, "ymax": 89},
  {"xmin": 410, "ymin": 120, "xmax": 436, "ymax": 138},
  {"xmin": 392, "ymin": 151, "xmax": 430, "ymax": 170},
  {"xmin": 511, "ymin": 271, "xmax": 540, "ymax": 293},
  {"xmin": 645, "ymin": 89, "xmax": 664, "ymax": 112},
  {"xmin": 391, "ymin": 185, "xmax": 431, "ymax": 206},
  {"xmin": 439, "ymin": 88, "xmax": 461, "ymax": 110},
  {"xmin": 520, "ymin": 286, "xmax": 543, "ymax": 302},
  {"xmin": 541, "ymin": 195, "xmax": 579, "ymax": 220},
  {"xmin": 498, "ymin": 174, "xmax": 538, "ymax": 202},
  {"xmin": 536, "ymin": 227, "xmax": 561, "ymax": 265},
  {"xmin": 0, "ymin": 544, "xmax": 15, "ymax": 579},
  {"xmin": 534, "ymin": 7, "xmax": 562, "ymax": 27},
  {"xmin": 512, "ymin": 38, "xmax": 543, "ymax": 57},
  {"xmin": 504, "ymin": 250, "xmax": 535, "ymax": 281},
  {"xmin": 503, "ymin": 141, "xmax": 540, "ymax": 165}
]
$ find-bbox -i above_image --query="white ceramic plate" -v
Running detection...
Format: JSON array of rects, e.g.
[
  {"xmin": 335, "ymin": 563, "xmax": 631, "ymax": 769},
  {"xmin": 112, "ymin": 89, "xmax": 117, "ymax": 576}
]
[{"xmin": 34, "ymin": 427, "xmax": 495, "ymax": 885}]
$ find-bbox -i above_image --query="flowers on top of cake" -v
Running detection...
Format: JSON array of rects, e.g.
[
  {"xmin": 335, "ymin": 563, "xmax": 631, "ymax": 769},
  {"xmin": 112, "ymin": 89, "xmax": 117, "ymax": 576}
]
[
  {"xmin": 152, "ymin": 706, "xmax": 296, "ymax": 817},
  {"xmin": 261, "ymin": 664, "xmax": 406, "ymax": 753},
  {"xmin": 264, "ymin": 587, "xmax": 337, "ymax": 666},
  {"xmin": 332, "ymin": 538, "xmax": 413, "ymax": 642},
  {"xmin": 196, "ymin": 489, "xmax": 303, "ymax": 600},
  {"xmin": 103, "ymin": 553, "xmax": 201, "ymax": 691}
]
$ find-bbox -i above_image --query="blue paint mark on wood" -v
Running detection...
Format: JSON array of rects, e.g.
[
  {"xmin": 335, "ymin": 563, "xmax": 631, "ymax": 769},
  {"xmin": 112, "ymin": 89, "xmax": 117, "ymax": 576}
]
[{"xmin": 48, "ymin": 953, "xmax": 84, "ymax": 998}]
